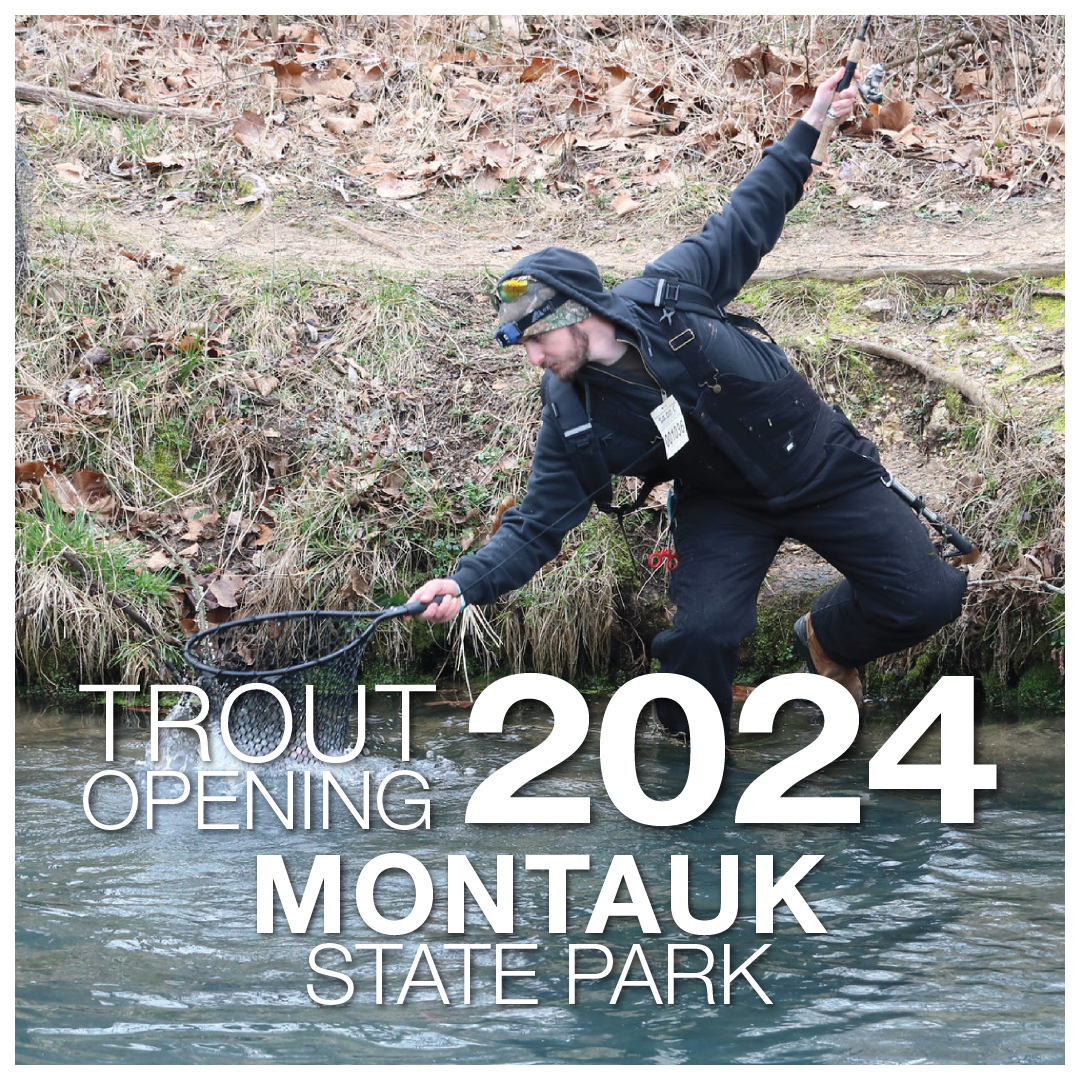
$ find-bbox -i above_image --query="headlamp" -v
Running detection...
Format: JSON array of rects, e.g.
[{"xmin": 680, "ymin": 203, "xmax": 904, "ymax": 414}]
[
  {"xmin": 495, "ymin": 321, "xmax": 523, "ymax": 347},
  {"xmin": 492, "ymin": 290, "xmax": 571, "ymax": 348}
]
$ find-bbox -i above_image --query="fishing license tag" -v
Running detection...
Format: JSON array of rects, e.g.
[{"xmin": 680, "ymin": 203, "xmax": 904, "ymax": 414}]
[{"xmin": 651, "ymin": 395, "xmax": 688, "ymax": 459}]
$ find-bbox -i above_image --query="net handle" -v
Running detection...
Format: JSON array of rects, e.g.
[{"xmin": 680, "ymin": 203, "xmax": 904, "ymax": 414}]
[{"xmin": 183, "ymin": 597, "xmax": 445, "ymax": 680}]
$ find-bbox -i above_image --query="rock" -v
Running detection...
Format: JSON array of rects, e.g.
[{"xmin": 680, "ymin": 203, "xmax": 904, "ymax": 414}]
[
  {"xmin": 925, "ymin": 400, "xmax": 951, "ymax": 441},
  {"xmin": 861, "ymin": 298, "xmax": 894, "ymax": 320}
]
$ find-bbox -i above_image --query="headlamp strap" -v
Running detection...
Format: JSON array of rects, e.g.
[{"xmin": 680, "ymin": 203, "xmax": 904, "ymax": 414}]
[
  {"xmin": 517, "ymin": 290, "xmax": 570, "ymax": 333},
  {"xmin": 494, "ymin": 289, "xmax": 573, "ymax": 347}
]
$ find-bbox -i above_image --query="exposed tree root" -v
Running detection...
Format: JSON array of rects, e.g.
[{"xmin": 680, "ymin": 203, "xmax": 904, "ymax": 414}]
[
  {"xmin": 753, "ymin": 262, "xmax": 1064, "ymax": 286},
  {"xmin": 1019, "ymin": 361, "xmax": 1064, "ymax": 382},
  {"xmin": 833, "ymin": 336, "xmax": 1003, "ymax": 414}
]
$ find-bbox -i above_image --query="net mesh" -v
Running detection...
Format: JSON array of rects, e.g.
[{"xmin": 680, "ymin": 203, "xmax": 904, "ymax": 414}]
[{"xmin": 184, "ymin": 612, "xmax": 381, "ymax": 765}]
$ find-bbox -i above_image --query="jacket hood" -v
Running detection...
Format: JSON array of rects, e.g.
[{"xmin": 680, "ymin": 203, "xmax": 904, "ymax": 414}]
[{"xmin": 498, "ymin": 247, "xmax": 642, "ymax": 339}]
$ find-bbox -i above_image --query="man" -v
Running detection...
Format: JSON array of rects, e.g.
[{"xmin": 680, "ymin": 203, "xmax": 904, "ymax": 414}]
[{"xmin": 409, "ymin": 69, "xmax": 967, "ymax": 736}]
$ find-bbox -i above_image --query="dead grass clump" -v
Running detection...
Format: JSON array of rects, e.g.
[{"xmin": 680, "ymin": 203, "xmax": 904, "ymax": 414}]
[
  {"xmin": 495, "ymin": 517, "xmax": 623, "ymax": 682},
  {"xmin": 16, "ymin": 498, "xmax": 181, "ymax": 687}
]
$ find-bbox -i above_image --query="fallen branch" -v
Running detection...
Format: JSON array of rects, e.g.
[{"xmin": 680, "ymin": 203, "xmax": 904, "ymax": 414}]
[
  {"xmin": 60, "ymin": 550, "xmax": 158, "ymax": 636},
  {"xmin": 752, "ymin": 261, "xmax": 1064, "ymax": 286},
  {"xmin": 832, "ymin": 336, "xmax": 1003, "ymax": 414},
  {"xmin": 967, "ymin": 575, "xmax": 1064, "ymax": 595},
  {"xmin": 15, "ymin": 81, "xmax": 222, "ymax": 125},
  {"xmin": 894, "ymin": 31, "xmax": 977, "ymax": 69},
  {"xmin": 59, "ymin": 548, "xmax": 185, "ymax": 679}
]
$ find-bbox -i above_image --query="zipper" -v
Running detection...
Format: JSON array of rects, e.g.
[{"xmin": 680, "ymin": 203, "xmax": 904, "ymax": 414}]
[{"xmin": 594, "ymin": 337, "xmax": 666, "ymax": 396}]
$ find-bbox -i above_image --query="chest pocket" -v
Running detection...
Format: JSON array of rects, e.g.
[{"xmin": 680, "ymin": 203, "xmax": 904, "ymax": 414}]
[
  {"xmin": 638, "ymin": 304, "xmax": 827, "ymax": 498},
  {"xmin": 734, "ymin": 379, "xmax": 812, "ymax": 465}
]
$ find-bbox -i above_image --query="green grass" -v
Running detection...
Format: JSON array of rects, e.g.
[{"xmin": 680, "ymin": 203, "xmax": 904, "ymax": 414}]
[
  {"xmin": 1031, "ymin": 295, "xmax": 1065, "ymax": 328},
  {"xmin": 16, "ymin": 492, "xmax": 181, "ymax": 688},
  {"xmin": 18, "ymin": 494, "xmax": 175, "ymax": 602}
]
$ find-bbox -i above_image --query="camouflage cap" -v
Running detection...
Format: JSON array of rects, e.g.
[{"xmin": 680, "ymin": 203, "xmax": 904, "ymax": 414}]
[{"xmin": 494, "ymin": 277, "xmax": 591, "ymax": 339}]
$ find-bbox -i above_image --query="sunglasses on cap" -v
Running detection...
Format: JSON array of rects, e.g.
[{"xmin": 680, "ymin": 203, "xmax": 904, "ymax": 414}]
[
  {"xmin": 490, "ymin": 276, "xmax": 533, "ymax": 309},
  {"xmin": 492, "ymin": 276, "xmax": 573, "ymax": 347}
]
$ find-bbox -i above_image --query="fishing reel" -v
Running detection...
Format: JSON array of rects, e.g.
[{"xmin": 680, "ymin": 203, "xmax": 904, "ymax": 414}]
[{"xmin": 858, "ymin": 63, "xmax": 886, "ymax": 107}]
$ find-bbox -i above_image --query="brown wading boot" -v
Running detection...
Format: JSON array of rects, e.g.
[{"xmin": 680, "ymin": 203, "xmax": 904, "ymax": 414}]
[{"xmin": 793, "ymin": 613, "xmax": 864, "ymax": 710}]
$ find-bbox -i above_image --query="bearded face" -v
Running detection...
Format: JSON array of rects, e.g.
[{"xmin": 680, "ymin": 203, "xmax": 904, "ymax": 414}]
[{"xmin": 522, "ymin": 323, "xmax": 592, "ymax": 382}]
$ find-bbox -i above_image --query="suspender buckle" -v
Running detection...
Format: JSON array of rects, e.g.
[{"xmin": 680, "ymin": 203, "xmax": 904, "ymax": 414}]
[
  {"xmin": 652, "ymin": 278, "xmax": 682, "ymax": 307},
  {"xmin": 563, "ymin": 421, "xmax": 595, "ymax": 451}
]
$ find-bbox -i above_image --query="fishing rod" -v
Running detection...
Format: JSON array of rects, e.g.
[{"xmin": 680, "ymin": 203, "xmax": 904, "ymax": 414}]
[
  {"xmin": 881, "ymin": 470, "xmax": 975, "ymax": 559},
  {"xmin": 811, "ymin": 15, "xmax": 885, "ymax": 164}
]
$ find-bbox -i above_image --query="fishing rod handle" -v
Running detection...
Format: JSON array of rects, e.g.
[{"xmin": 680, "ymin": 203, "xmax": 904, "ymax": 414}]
[
  {"xmin": 881, "ymin": 472, "xmax": 972, "ymax": 556},
  {"xmin": 938, "ymin": 522, "xmax": 974, "ymax": 556},
  {"xmin": 812, "ymin": 15, "xmax": 872, "ymax": 163},
  {"xmin": 904, "ymin": 492, "xmax": 974, "ymax": 555}
]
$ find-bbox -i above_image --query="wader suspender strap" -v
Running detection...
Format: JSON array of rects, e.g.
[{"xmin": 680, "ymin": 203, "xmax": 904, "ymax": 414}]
[
  {"xmin": 542, "ymin": 275, "xmax": 777, "ymax": 516},
  {"xmin": 542, "ymin": 375, "xmax": 614, "ymax": 512},
  {"xmin": 615, "ymin": 274, "xmax": 779, "ymax": 391},
  {"xmin": 542, "ymin": 373, "xmax": 663, "ymax": 519},
  {"xmin": 614, "ymin": 275, "xmax": 776, "ymax": 342}
]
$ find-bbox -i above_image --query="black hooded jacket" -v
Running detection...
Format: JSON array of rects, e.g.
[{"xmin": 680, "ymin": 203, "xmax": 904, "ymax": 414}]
[{"xmin": 451, "ymin": 119, "xmax": 881, "ymax": 607}]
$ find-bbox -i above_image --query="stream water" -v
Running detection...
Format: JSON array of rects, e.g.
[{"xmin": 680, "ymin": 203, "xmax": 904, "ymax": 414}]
[{"xmin": 15, "ymin": 687, "xmax": 1064, "ymax": 1066}]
